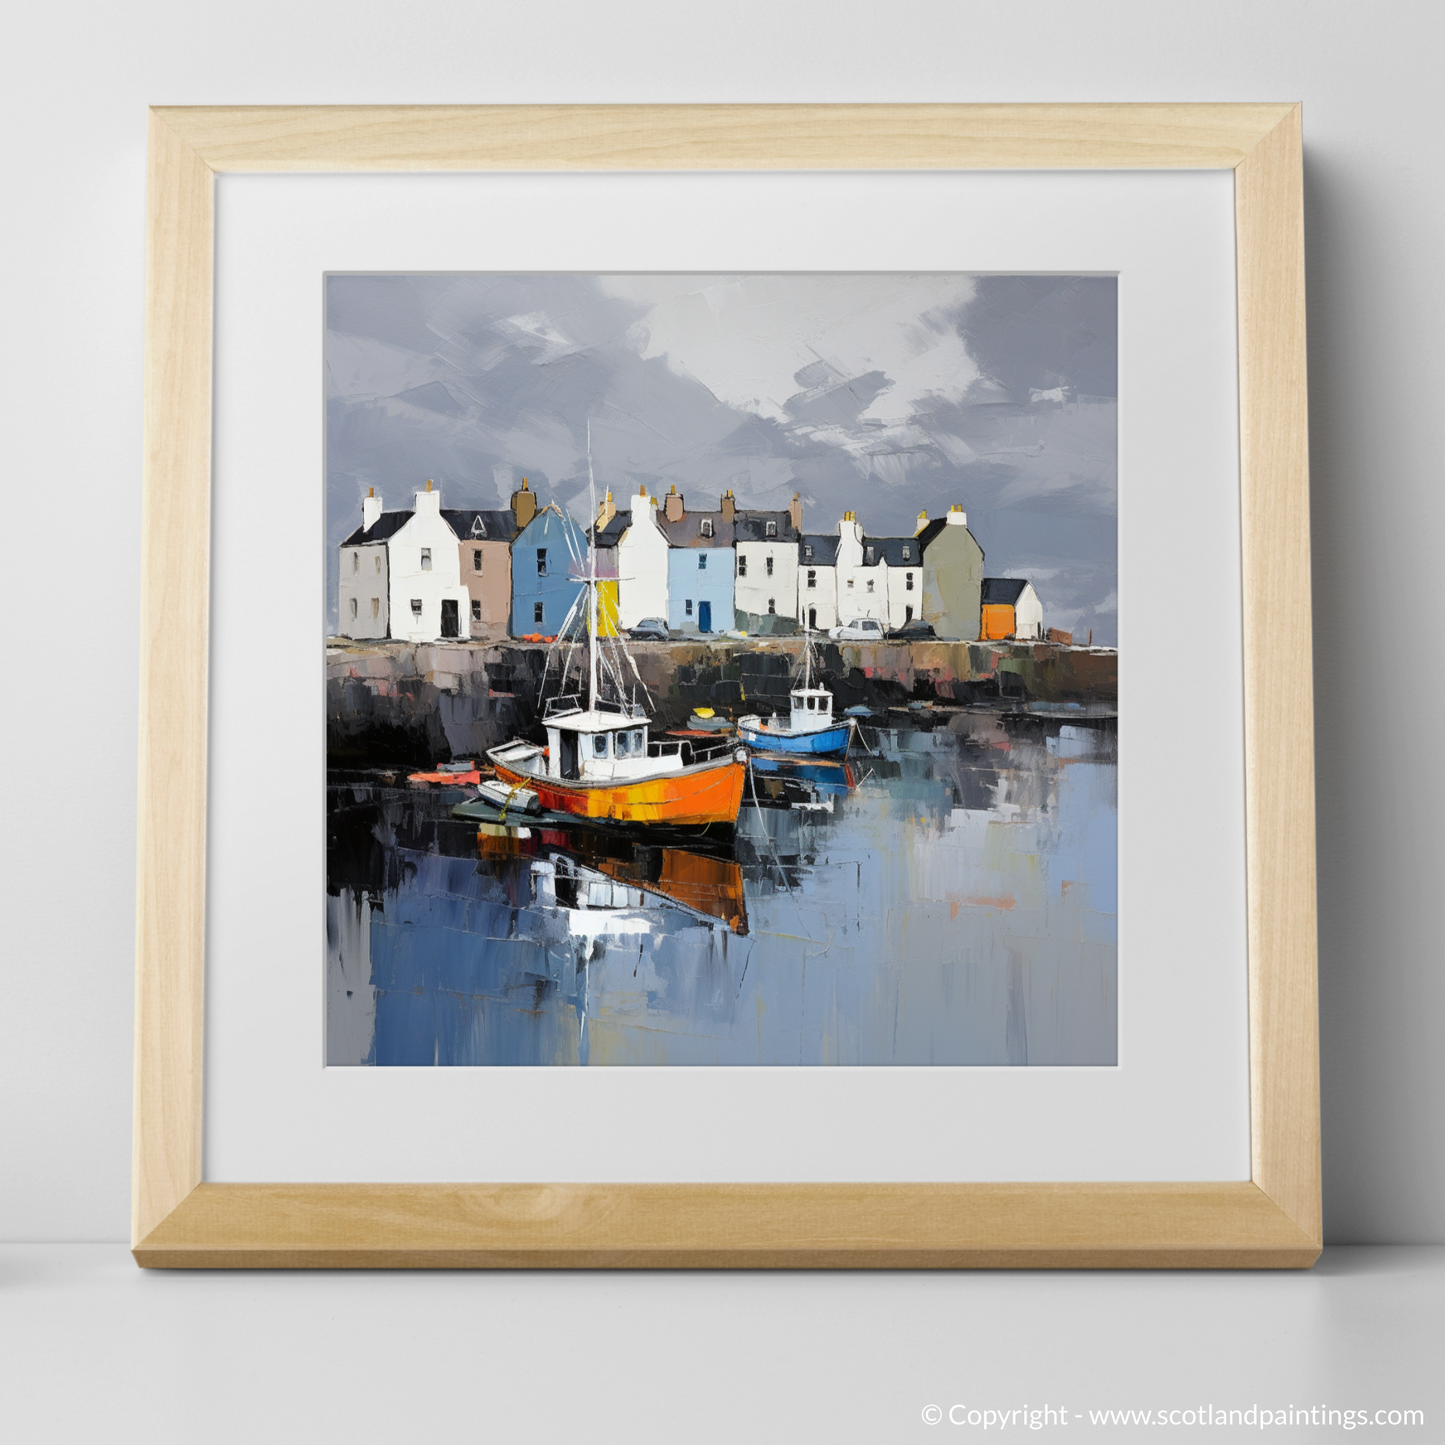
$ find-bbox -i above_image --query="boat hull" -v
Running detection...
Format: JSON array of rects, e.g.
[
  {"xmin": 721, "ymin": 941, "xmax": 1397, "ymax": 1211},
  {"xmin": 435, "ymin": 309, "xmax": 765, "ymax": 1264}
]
[
  {"xmin": 738, "ymin": 720, "xmax": 851, "ymax": 756},
  {"xmin": 489, "ymin": 752, "xmax": 746, "ymax": 826}
]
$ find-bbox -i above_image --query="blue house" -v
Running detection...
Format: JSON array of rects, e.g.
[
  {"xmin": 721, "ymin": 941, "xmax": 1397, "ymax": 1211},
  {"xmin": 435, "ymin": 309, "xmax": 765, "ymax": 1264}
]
[
  {"xmin": 661, "ymin": 495, "xmax": 735, "ymax": 635},
  {"xmin": 509, "ymin": 505, "xmax": 588, "ymax": 637}
]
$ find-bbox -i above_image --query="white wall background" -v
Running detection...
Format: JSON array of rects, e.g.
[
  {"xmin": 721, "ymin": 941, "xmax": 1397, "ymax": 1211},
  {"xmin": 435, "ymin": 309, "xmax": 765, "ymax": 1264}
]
[{"xmin": 0, "ymin": 0, "xmax": 1440, "ymax": 1246}]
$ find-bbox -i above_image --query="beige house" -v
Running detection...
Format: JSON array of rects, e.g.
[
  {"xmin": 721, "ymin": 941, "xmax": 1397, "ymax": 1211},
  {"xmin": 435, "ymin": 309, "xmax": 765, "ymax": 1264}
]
[{"xmin": 443, "ymin": 506, "xmax": 520, "ymax": 638}]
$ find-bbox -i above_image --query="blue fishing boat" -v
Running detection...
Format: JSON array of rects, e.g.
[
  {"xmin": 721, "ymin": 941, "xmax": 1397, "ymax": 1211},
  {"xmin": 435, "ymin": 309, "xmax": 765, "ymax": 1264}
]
[{"xmin": 737, "ymin": 630, "xmax": 852, "ymax": 757}]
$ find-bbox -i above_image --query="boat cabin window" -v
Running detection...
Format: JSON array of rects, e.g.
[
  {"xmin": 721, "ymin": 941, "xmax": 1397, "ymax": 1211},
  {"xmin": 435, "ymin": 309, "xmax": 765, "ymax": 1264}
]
[{"xmin": 592, "ymin": 733, "xmax": 609, "ymax": 758}]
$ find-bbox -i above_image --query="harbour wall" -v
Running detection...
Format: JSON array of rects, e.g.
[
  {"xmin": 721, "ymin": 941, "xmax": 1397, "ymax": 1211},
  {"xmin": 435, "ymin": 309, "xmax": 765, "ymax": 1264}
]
[{"xmin": 326, "ymin": 636, "xmax": 1118, "ymax": 765}]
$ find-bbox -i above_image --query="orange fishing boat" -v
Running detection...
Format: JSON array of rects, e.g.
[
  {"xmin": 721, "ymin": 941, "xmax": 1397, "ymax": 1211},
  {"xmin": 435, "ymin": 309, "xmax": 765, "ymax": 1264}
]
[{"xmin": 486, "ymin": 425, "xmax": 746, "ymax": 829}]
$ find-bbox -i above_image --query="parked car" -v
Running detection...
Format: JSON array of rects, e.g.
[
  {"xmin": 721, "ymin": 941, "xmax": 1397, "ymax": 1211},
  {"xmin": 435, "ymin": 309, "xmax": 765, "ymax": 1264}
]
[
  {"xmin": 828, "ymin": 617, "xmax": 886, "ymax": 642},
  {"xmin": 628, "ymin": 617, "xmax": 671, "ymax": 641},
  {"xmin": 886, "ymin": 619, "xmax": 937, "ymax": 641}
]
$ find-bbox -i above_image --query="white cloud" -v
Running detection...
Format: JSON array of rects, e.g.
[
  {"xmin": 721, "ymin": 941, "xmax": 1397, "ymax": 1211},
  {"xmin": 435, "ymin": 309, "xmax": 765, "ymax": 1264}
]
[{"xmin": 598, "ymin": 274, "xmax": 980, "ymax": 450}]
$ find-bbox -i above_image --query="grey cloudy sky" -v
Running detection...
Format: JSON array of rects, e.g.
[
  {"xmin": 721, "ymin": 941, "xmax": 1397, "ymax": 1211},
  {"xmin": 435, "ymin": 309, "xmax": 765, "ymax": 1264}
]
[{"xmin": 326, "ymin": 272, "xmax": 1117, "ymax": 642}]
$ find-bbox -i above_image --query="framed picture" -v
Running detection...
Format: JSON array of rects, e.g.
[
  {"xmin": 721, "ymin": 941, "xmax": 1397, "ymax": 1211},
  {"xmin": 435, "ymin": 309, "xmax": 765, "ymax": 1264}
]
[{"xmin": 135, "ymin": 104, "xmax": 1318, "ymax": 1267}]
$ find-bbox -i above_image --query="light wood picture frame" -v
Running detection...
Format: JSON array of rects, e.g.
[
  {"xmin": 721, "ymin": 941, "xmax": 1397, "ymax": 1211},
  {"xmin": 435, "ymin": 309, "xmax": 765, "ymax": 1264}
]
[{"xmin": 134, "ymin": 103, "xmax": 1318, "ymax": 1268}]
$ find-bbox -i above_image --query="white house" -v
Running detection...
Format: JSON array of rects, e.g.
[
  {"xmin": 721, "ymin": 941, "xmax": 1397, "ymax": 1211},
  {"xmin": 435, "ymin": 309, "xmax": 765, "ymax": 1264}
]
[
  {"xmin": 734, "ymin": 495, "xmax": 803, "ymax": 632},
  {"xmin": 615, "ymin": 486, "xmax": 670, "ymax": 629},
  {"xmin": 832, "ymin": 513, "xmax": 889, "ymax": 626},
  {"xmin": 796, "ymin": 532, "xmax": 840, "ymax": 632},
  {"xmin": 980, "ymin": 577, "xmax": 1045, "ymax": 640},
  {"xmin": 339, "ymin": 480, "xmax": 472, "ymax": 643},
  {"xmin": 338, "ymin": 488, "xmax": 393, "ymax": 639}
]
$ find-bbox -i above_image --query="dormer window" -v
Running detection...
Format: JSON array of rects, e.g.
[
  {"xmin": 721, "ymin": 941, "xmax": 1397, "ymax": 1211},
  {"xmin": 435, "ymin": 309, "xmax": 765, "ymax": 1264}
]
[
  {"xmin": 902, "ymin": 544, "xmax": 911, "ymax": 560},
  {"xmin": 700, "ymin": 518, "xmax": 713, "ymax": 537},
  {"xmin": 804, "ymin": 544, "xmax": 813, "ymax": 560},
  {"xmin": 765, "ymin": 520, "xmax": 777, "ymax": 537},
  {"xmin": 864, "ymin": 546, "xmax": 875, "ymax": 565},
  {"xmin": 470, "ymin": 515, "xmax": 486, "ymax": 538}
]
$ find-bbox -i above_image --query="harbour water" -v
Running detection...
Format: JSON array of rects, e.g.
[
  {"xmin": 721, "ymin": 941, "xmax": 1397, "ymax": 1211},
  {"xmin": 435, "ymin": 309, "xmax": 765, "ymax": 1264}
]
[{"xmin": 326, "ymin": 710, "xmax": 1117, "ymax": 1066}]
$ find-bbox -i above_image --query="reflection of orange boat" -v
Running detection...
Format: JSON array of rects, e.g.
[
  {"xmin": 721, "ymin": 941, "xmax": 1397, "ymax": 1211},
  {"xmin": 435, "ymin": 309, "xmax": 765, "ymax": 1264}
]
[
  {"xmin": 409, "ymin": 761, "xmax": 485, "ymax": 785},
  {"xmin": 598, "ymin": 849, "xmax": 747, "ymax": 933}
]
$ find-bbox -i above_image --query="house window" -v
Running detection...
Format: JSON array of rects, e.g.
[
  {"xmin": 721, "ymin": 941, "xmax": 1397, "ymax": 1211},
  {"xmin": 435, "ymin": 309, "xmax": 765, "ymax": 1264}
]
[
  {"xmin": 765, "ymin": 555, "xmax": 774, "ymax": 577},
  {"xmin": 375, "ymin": 554, "xmax": 382, "ymax": 573},
  {"xmin": 902, "ymin": 545, "xmax": 911, "ymax": 561},
  {"xmin": 804, "ymin": 544, "xmax": 813, "ymax": 560},
  {"xmin": 351, "ymin": 552, "xmax": 359, "ymax": 573},
  {"xmin": 737, "ymin": 555, "xmax": 748, "ymax": 578},
  {"xmin": 536, "ymin": 548, "xmax": 548, "ymax": 577},
  {"xmin": 806, "ymin": 569, "xmax": 817, "ymax": 589},
  {"xmin": 685, "ymin": 599, "xmax": 693, "ymax": 616},
  {"xmin": 410, "ymin": 599, "xmax": 423, "ymax": 618},
  {"xmin": 905, "ymin": 572, "xmax": 914, "ymax": 591},
  {"xmin": 767, "ymin": 597, "xmax": 776, "ymax": 614},
  {"xmin": 864, "ymin": 546, "xmax": 875, "ymax": 565},
  {"xmin": 371, "ymin": 597, "xmax": 379, "ymax": 619},
  {"xmin": 846, "ymin": 578, "xmax": 855, "ymax": 590},
  {"xmin": 471, "ymin": 599, "xmax": 481, "ymax": 622},
  {"xmin": 349, "ymin": 597, "xmax": 358, "ymax": 619},
  {"xmin": 698, "ymin": 554, "xmax": 707, "ymax": 570},
  {"xmin": 700, "ymin": 519, "xmax": 713, "ymax": 537},
  {"xmin": 866, "ymin": 579, "xmax": 875, "ymax": 593},
  {"xmin": 533, "ymin": 601, "xmax": 545, "ymax": 625},
  {"xmin": 765, "ymin": 520, "xmax": 777, "ymax": 537},
  {"xmin": 473, "ymin": 548, "xmax": 483, "ymax": 572},
  {"xmin": 420, "ymin": 547, "xmax": 432, "ymax": 571}
]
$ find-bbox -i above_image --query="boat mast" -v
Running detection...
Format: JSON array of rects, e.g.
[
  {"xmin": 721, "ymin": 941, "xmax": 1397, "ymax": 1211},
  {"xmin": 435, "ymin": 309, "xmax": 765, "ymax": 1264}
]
[{"xmin": 587, "ymin": 420, "xmax": 600, "ymax": 713}]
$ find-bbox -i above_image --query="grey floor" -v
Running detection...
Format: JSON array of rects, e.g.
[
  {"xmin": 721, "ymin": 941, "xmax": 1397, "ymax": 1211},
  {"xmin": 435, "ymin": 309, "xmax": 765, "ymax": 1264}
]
[{"xmin": 2, "ymin": 1246, "xmax": 1439, "ymax": 1442}]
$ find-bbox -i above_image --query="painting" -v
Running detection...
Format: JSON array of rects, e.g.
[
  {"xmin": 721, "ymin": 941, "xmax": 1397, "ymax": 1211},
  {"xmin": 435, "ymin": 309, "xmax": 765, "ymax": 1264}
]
[{"xmin": 325, "ymin": 273, "xmax": 1117, "ymax": 1067}]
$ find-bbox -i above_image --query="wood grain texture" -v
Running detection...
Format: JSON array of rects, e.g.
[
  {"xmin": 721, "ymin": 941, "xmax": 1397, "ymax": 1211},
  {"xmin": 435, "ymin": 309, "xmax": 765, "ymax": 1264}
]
[
  {"xmin": 132, "ymin": 113, "xmax": 213, "ymax": 1247},
  {"xmin": 134, "ymin": 1182, "xmax": 1319, "ymax": 1269},
  {"xmin": 1235, "ymin": 107, "xmax": 1322, "ymax": 1243},
  {"xmin": 156, "ymin": 103, "xmax": 1297, "ymax": 173},
  {"xmin": 133, "ymin": 102, "xmax": 1320, "ymax": 1268}
]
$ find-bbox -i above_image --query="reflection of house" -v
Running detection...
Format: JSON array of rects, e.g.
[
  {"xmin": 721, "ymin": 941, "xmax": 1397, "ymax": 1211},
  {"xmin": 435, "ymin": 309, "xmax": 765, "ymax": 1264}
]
[
  {"xmin": 616, "ymin": 486, "xmax": 670, "ymax": 629},
  {"xmin": 797, "ymin": 532, "xmax": 839, "ymax": 632},
  {"xmin": 442, "ymin": 505, "xmax": 518, "ymax": 639},
  {"xmin": 660, "ymin": 486, "xmax": 735, "ymax": 635},
  {"xmin": 734, "ymin": 494, "xmax": 802, "ymax": 632},
  {"xmin": 338, "ymin": 481, "xmax": 472, "ymax": 642},
  {"xmin": 510, "ymin": 504, "xmax": 589, "ymax": 638},
  {"xmin": 916, "ymin": 505, "xmax": 985, "ymax": 639},
  {"xmin": 981, "ymin": 577, "xmax": 1045, "ymax": 640}
]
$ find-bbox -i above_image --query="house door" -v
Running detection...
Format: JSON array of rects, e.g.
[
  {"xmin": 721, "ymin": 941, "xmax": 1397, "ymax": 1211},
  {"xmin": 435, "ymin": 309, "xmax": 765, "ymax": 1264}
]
[
  {"xmin": 698, "ymin": 600, "xmax": 712, "ymax": 633},
  {"xmin": 905, "ymin": 605, "xmax": 913, "ymax": 623},
  {"xmin": 808, "ymin": 607, "xmax": 817, "ymax": 630},
  {"xmin": 440, "ymin": 598, "xmax": 460, "ymax": 638}
]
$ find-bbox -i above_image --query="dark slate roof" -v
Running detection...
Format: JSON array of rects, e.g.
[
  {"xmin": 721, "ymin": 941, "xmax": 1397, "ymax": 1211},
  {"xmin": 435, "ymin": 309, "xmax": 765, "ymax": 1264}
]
[
  {"xmin": 660, "ymin": 511, "xmax": 735, "ymax": 548},
  {"xmin": 863, "ymin": 535, "xmax": 925, "ymax": 567},
  {"xmin": 340, "ymin": 510, "xmax": 412, "ymax": 547},
  {"xmin": 799, "ymin": 533, "xmax": 839, "ymax": 565},
  {"xmin": 733, "ymin": 511, "xmax": 798, "ymax": 543},
  {"xmin": 589, "ymin": 510, "xmax": 632, "ymax": 548},
  {"xmin": 982, "ymin": 577, "xmax": 1030, "ymax": 605},
  {"xmin": 916, "ymin": 517, "xmax": 984, "ymax": 560},
  {"xmin": 442, "ymin": 508, "xmax": 518, "ymax": 543}
]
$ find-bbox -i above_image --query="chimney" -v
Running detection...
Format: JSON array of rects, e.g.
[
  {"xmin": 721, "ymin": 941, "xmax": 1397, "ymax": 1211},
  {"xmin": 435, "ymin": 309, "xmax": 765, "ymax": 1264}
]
[
  {"xmin": 510, "ymin": 476, "xmax": 537, "ymax": 530},
  {"xmin": 788, "ymin": 491, "xmax": 803, "ymax": 531},
  {"xmin": 914, "ymin": 509, "xmax": 928, "ymax": 536},
  {"xmin": 363, "ymin": 487, "xmax": 382, "ymax": 532},
  {"xmin": 945, "ymin": 504, "xmax": 968, "ymax": 527},
  {"xmin": 630, "ymin": 486, "xmax": 657, "ymax": 526},
  {"xmin": 664, "ymin": 484, "xmax": 684, "ymax": 522},
  {"xmin": 838, "ymin": 511, "xmax": 863, "ymax": 544},
  {"xmin": 413, "ymin": 478, "xmax": 440, "ymax": 514},
  {"xmin": 720, "ymin": 489, "xmax": 736, "ymax": 523},
  {"xmin": 596, "ymin": 488, "xmax": 616, "ymax": 531}
]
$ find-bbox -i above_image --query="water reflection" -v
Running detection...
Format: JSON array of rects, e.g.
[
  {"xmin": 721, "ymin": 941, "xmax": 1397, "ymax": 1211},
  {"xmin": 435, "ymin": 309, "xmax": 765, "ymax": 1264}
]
[{"xmin": 327, "ymin": 713, "xmax": 1117, "ymax": 1066}]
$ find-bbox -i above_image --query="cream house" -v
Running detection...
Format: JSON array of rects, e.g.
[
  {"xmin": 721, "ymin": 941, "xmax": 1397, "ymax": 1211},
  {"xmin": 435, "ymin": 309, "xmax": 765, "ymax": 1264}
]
[
  {"xmin": 734, "ymin": 494, "xmax": 803, "ymax": 632},
  {"xmin": 615, "ymin": 485, "xmax": 670, "ymax": 628}
]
